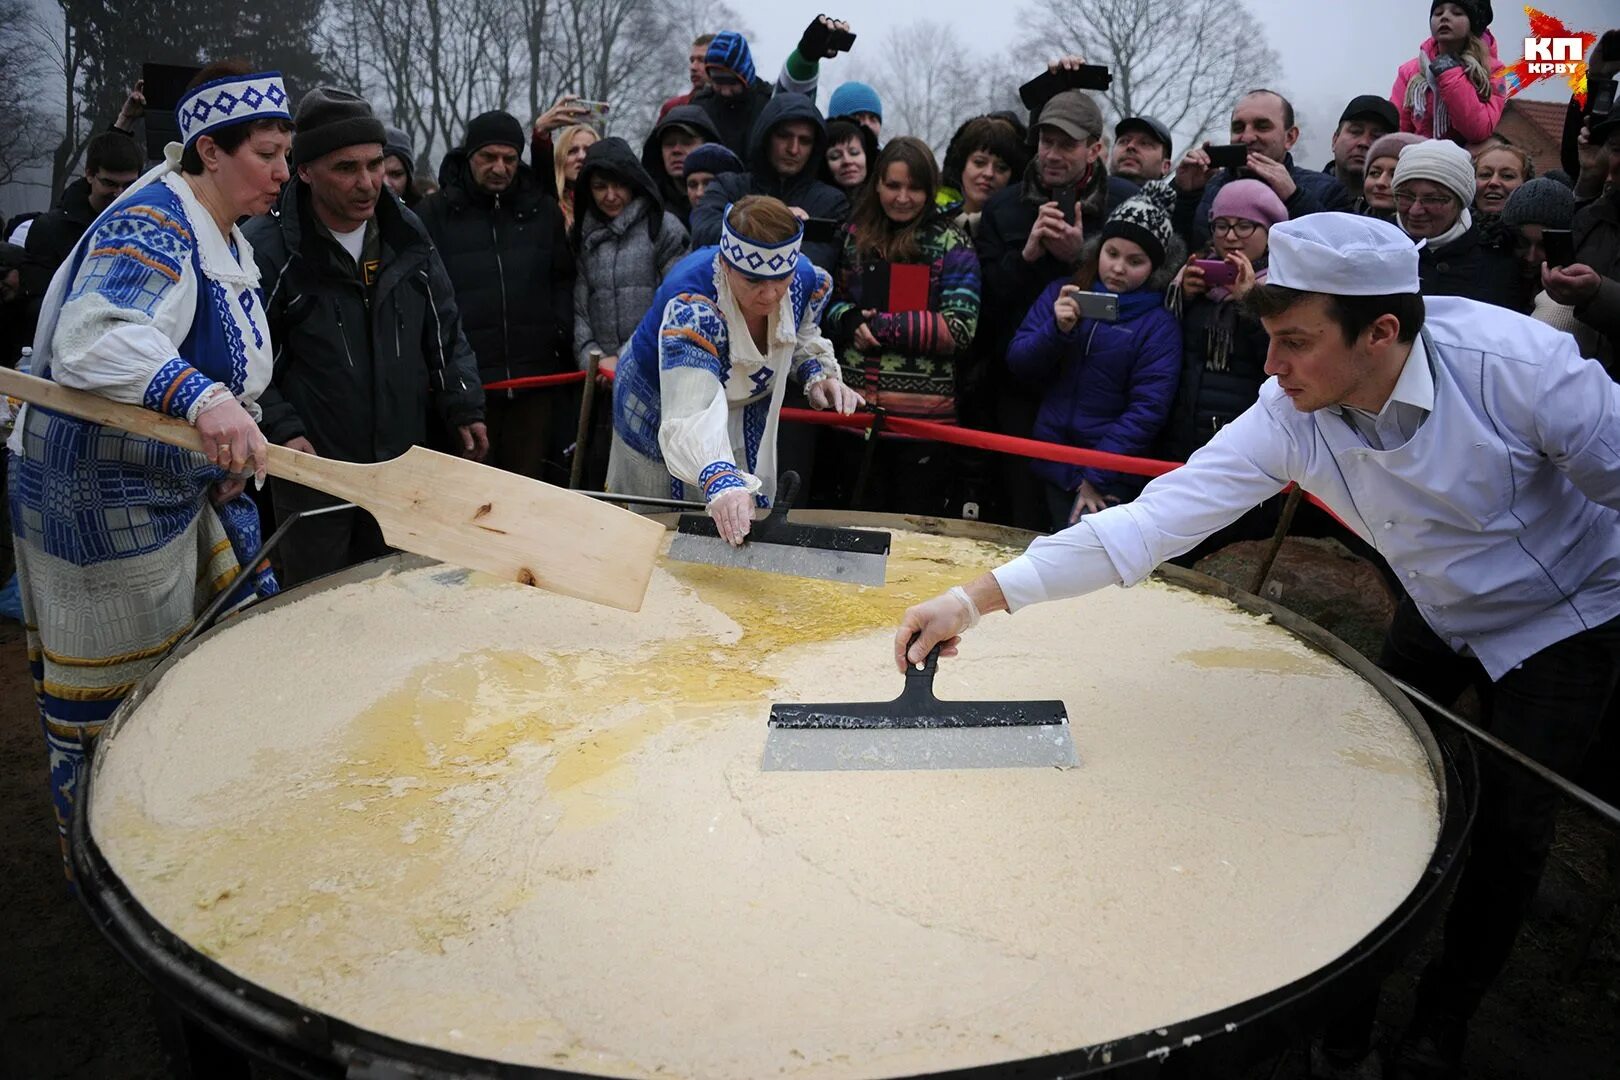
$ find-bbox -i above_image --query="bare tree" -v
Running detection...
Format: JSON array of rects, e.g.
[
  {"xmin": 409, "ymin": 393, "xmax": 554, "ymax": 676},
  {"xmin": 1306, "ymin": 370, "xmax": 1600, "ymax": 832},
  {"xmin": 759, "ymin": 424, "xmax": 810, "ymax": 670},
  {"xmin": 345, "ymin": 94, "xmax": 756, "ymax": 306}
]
[
  {"xmin": 1018, "ymin": 0, "xmax": 1281, "ymax": 153},
  {"xmin": 657, "ymin": 0, "xmax": 751, "ymax": 43},
  {"xmin": 1, "ymin": 0, "xmax": 63, "ymax": 190},
  {"xmin": 321, "ymin": 0, "xmax": 690, "ymax": 166},
  {"xmin": 547, "ymin": 0, "xmax": 667, "ymax": 133},
  {"xmin": 861, "ymin": 21, "xmax": 982, "ymax": 155}
]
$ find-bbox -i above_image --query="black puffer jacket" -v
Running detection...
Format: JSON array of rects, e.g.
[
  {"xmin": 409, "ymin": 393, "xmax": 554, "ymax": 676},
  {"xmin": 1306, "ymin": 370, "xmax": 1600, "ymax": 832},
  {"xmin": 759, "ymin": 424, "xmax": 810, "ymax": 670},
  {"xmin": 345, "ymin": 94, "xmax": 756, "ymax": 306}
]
[
  {"xmin": 23, "ymin": 178, "xmax": 95, "ymax": 273},
  {"xmin": 690, "ymin": 93, "xmax": 851, "ymax": 272},
  {"xmin": 243, "ymin": 183, "xmax": 484, "ymax": 463},
  {"xmin": 1416, "ymin": 220, "xmax": 1526, "ymax": 313},
  {"xmin": 640, "ymin": 105, "xmax": 722, "ymax": 227},
  {"xmin": 415, "ymin": 152, "xmax": 574, "ymax": 385},
  {"xmin": 1157, "ymin": 287, "xmax": 1273, "ymax": 462}
]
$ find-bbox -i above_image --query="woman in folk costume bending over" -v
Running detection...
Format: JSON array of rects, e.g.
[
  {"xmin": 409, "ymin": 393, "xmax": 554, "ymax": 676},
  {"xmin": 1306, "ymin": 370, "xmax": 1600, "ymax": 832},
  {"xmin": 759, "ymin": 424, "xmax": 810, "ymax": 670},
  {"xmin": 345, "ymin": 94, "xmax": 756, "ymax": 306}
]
[
  {"xmin": 11, "ymin": 59, "xmax": 289, "ymax": 878},
  {"xmin": 607, "ymin": 196, "xmax": 863, "ymax": 544}
]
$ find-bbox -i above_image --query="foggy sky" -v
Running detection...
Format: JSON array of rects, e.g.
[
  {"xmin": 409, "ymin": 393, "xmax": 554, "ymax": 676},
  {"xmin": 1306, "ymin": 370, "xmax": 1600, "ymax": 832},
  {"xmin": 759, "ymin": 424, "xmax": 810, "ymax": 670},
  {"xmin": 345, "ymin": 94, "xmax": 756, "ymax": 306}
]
[{"xmin": 738, "ymin": 0, "xmax": 1616, "ymax": 167}]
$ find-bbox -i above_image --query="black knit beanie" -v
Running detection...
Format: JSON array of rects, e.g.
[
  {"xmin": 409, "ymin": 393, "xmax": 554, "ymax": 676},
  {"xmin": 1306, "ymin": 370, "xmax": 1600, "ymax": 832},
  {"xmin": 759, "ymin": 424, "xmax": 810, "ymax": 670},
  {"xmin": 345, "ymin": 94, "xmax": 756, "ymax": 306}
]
[
  {"xmin": 293, "ymin": 87, "xmax": 387, "ymax": 165},
  {"xmin": 464, "ymin": 111, "xmax": 525, "ymax": 156},
  {"xmin": 1100, "ymin": 181, "xmax": 1176, "ymax": 270},
  {"xmin": 1430, "ymin": 1, "xmax": 1492, "ymax": 32}
]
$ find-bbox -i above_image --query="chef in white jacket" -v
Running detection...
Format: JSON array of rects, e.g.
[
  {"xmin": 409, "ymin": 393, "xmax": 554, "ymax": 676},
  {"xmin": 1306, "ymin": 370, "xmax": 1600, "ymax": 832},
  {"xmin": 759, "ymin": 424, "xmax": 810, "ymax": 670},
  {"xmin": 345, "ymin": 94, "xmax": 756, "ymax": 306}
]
[{"xmin": 898, "ymin": 213, "xmax": 1620, "ymax": 1075}]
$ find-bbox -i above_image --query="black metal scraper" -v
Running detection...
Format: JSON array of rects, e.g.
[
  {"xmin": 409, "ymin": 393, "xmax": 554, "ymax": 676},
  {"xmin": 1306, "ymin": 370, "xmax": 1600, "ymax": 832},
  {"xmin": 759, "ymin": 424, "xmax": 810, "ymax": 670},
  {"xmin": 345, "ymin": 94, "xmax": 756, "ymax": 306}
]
[
  {"xmin": 763, "ymin": 643, "xmax": 1077, "ymax": 772},
  {"xmin": 667, "ymin": 472, "xmax": 891, "ymax": 586}
]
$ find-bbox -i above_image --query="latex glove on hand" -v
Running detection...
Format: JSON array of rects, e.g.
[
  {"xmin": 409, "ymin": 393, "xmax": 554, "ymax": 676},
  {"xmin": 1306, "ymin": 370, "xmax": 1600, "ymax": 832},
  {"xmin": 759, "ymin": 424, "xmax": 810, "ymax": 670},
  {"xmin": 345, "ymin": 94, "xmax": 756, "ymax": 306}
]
[
  {"xmin": 707, "ymin": 486, "xmax": 756, "ymax": 546},
  {"xmin": 893, "ymin": 587, "xmax": 978, "ymax": 672}
]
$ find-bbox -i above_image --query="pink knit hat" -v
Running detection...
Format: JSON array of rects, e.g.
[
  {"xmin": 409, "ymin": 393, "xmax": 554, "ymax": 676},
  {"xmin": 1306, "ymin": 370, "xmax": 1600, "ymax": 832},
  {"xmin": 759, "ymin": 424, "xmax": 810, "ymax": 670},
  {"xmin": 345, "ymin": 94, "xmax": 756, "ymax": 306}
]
[
  {"xmin": 1209, "ymin": 179, "xmax": 1289, "ymax": 228},
  {"xmin": 1366, "ymin": 132, "xmax": 1426, "ymax": 168}
]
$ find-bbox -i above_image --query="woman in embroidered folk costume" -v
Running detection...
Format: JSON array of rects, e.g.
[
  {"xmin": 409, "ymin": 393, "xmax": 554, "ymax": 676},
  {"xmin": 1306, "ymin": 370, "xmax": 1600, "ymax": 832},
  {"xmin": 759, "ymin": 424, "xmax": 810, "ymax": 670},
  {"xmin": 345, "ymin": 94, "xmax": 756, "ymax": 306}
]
[
  {"xmin": 10, "ymin": 60, "xmax": 291, "ymax": 876},
  {"xmin": 607, "ymin": 196, "xmax": 862, "ymax": 544}
]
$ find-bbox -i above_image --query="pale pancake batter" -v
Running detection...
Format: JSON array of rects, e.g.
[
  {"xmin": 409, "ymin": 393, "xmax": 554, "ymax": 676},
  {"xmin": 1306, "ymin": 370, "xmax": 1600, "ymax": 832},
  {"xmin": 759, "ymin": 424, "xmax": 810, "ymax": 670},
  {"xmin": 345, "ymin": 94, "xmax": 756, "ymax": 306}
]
[{"xmin": 91, "ymin": 530, "xmax": 1438, "ymax": 1079}]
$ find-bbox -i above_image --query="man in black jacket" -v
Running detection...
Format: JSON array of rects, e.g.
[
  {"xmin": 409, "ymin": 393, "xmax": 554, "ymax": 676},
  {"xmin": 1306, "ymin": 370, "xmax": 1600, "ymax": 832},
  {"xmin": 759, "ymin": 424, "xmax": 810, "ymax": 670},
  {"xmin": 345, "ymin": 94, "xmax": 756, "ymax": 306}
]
[
  {"xmin": 417, "ymin": 110, "xmax": 573, "ymax": 481},
  {"xmin": 974, "ymin": 88, "xmax": 1138, "ymax": 528},
  {"xmin": 25, "ymin": 131, "xmax": 143, "ymax": 273},
  {"xmin": 691, "ymin": 93, "xmax": 850, "ymax": 272},
  {"xmin": 1321, "ymin": 94, "xmax": 1398, "ymax": 206},
  {"xmin": 1171, "ymin": 89, "xmax": 1353, "ymax": 249},
  {"xmin": 244, "ymin": 87, "xmax": 486, "ymax": 587}
]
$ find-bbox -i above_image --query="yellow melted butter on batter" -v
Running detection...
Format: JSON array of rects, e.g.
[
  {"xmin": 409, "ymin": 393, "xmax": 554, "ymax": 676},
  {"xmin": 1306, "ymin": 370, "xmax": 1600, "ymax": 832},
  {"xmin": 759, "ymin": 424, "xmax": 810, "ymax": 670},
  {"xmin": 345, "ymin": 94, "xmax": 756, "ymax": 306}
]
[
  {"xmin": 90, "ymin": 530, "xmax": 1442, "ymax": 1080},
  {"xmin": 121, "ymin": 532, "xmax": 1021, "ymax": 959}
]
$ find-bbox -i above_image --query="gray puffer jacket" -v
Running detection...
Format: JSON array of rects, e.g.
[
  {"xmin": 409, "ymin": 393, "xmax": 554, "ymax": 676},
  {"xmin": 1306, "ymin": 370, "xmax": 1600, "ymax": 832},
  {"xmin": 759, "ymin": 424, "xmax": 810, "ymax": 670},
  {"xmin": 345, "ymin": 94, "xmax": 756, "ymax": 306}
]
[
  {"xmin": 573, "ymin": 200, "xmax": 689, "ymax": 367},
  {"xmin": 571, "ymin": 137, "xmax": 690, "ymax": 368}
]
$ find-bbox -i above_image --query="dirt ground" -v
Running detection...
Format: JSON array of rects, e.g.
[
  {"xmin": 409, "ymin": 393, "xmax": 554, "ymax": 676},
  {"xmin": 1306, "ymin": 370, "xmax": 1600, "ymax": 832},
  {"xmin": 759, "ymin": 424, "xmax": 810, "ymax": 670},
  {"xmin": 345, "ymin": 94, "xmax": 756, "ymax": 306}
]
[{"xmin": 0, "ymin": 539, "xmax": 1616, "ymax": 1079}]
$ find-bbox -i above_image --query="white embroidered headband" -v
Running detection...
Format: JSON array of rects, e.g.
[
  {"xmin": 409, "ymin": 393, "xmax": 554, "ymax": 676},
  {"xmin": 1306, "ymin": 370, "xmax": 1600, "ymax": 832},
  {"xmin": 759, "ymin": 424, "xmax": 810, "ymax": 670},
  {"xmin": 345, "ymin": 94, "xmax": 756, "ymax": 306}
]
[
  {"xmin": 718, "ymin": 203, "xmax": 803, "ymax": 280},
  {"xmin": 177, "ymin": 71, "xmax": 291, "ymax": 150}
]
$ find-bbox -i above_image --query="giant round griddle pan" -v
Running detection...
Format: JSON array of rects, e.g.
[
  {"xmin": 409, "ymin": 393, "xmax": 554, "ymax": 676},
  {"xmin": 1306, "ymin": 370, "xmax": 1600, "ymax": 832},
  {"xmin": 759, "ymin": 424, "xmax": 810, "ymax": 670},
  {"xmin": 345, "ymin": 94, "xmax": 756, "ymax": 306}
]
[{"xmin": 71, "ymin": 513, "xmax": 1476, "ymax": 1079}]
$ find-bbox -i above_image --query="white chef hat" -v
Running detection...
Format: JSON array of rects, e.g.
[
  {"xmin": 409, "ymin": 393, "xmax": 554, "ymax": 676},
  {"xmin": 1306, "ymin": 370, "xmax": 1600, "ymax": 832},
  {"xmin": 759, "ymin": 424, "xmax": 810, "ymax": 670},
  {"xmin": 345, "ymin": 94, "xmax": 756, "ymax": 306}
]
[{"xmin": 1266, "ymin": 212, "xmax": 1420, "ymax": 296}]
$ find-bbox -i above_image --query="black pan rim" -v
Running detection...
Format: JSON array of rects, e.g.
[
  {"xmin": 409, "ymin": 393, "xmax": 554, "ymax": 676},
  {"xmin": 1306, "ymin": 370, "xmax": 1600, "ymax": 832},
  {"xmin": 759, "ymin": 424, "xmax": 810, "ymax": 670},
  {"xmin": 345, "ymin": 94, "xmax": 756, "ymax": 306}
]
[{"xmin": 72, "ymin": 515, "xmax": 1477, "ymax": 1079}]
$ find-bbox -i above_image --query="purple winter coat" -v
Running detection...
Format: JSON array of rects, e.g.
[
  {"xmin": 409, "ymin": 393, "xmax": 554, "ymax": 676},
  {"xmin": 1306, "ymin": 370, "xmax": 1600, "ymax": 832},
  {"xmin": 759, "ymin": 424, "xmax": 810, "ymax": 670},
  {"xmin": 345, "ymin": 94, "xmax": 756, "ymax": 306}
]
[{"xmin": 1007, "ymin": 279, "xmax": 1182, "ymax": 492}]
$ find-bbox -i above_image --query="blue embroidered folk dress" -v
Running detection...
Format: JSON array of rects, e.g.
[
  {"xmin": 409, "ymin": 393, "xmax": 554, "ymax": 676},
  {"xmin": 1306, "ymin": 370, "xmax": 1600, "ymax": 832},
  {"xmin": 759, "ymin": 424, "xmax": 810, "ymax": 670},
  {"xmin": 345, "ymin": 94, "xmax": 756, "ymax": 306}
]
[
  {"xmin": 9, "ymin": 166, "xmax": 276, "ymax": 874},
  {"xmin": 606, "ymin": 246, "xmax": 841, "ymax": 505}
]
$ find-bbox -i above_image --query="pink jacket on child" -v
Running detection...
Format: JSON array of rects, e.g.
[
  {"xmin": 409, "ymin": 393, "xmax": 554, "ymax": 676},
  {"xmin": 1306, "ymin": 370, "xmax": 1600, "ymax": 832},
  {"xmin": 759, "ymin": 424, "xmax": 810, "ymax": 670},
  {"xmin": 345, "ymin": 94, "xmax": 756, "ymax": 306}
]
[{"xmin": 1390, "ymin": 32, "xmax": 1506, "ymax": 143}]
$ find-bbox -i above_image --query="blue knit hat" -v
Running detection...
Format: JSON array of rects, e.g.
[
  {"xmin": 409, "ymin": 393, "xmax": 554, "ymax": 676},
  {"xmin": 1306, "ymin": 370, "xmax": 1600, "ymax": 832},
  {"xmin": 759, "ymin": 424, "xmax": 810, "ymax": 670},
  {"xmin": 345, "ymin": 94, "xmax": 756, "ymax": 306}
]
[
  {"xmin": 704, "ymin": 31, "xmax": 756, "ymax": 85},
  {"xmin": 828, "ymin": 81, "xmax": 883, "ymax": 122},
  {"xmin": 682, "ymin": 142, "xmax": 745, "ymax": 179}
]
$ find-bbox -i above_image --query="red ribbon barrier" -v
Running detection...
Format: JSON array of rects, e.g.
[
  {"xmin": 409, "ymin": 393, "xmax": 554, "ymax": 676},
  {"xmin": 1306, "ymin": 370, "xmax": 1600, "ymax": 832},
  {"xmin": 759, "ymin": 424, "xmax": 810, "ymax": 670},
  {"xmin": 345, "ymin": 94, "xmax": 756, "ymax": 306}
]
[
  {"xmin": 779, "ymin": 408, "xmax": 1182, "ymax": 477},
  {"xmin": 483, "ymin": 367, "xmax": 1343, "ymax": 525},
  {"xmin": 482, "ymin": 371, "xmax": 590, "ymax": 392}
]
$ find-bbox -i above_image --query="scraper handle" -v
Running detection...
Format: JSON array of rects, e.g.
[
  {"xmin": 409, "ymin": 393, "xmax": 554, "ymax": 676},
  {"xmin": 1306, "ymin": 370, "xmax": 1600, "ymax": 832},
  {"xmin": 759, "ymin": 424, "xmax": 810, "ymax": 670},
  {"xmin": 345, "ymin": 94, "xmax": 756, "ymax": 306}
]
[
  {"xmin": 768, "ymin": 470, "xmax": 802, "ymax": 525},
  {"xmin": 900, "ymin": 635, "xmax": 943, "ymax": 706}
]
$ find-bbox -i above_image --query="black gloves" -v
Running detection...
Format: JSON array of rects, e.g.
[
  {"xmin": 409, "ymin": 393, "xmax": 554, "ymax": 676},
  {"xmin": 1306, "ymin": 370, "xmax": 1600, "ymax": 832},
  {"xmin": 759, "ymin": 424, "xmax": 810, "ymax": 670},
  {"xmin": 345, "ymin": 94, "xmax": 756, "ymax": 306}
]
[{"xmin": 798, "ymin": 16, "xmax": 846, "ymax": 60}]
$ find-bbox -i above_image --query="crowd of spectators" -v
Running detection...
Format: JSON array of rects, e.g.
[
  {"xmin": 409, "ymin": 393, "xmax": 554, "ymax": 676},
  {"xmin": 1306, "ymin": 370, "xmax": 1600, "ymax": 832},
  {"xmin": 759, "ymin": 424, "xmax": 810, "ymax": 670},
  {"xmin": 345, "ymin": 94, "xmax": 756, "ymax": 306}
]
[{"xmin": 2, "ymin": 6, "xmax": 1618, "ymax": 542}]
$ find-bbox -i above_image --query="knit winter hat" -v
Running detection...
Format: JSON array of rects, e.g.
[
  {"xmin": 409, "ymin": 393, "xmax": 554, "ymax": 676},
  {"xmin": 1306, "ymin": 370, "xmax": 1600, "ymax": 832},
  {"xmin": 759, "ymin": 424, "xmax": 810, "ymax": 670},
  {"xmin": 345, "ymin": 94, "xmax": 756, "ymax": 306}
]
[
  {"xmin": 681, "ymin": 141, "xmax": 745, "ymax": 178},
  {"xmin": 1500, "ymin": 176, "xmax": 1575, "ymax": 229},
  {"xmin": 828, "ymin": 81, "xmax": 883, "ymax": 122},
  {"xmin": 1102, "ymin": 180, "xmax": 1176, "ymax": 269},
  {"xmin": 1393, "ymin": 138, "xmax": 1476, "ymax": 205},
  {"xmin": 1210, "ymin": 178, "xmax": 1290, "ymax": 228},
  {"xmin": 1430, "ymin": 0, "xmax": 1492, "ymax": 32},
  {"xmin": 383, "ymin": 125, "xmax": 413, "ymax": 167},
  {"xmin": 704, "ymin": 31, "xmax": 756, "ymax": 85},
  {"xmin": 1367, "ymin": 131, "xmax": 1427, "ymax": 167},
  {"xmin": 293, "ymin": 87, "xmax": 387, "ymax": 166},
  {"xmin": 464, "ymin": 111, "xmax": 525, "ymax": 156}
]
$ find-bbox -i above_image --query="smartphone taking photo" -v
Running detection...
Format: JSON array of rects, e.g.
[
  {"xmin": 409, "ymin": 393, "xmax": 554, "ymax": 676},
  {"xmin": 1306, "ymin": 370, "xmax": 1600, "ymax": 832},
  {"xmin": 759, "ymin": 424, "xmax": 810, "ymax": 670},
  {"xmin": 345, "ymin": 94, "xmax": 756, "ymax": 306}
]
[
  {"xmin": 1072, "ymin": 291, "xmax": 1119, "ymax": 322},
  {"xmin": 1017, "ymin": 65, "xmax": 1113, "ymax": 112},
  {"xmin": 801, "ymin": 217, "xmax": 840, "ymax": 244},
  {"xmin": 1540, "ymin": 229, "xmax": 1575, "ymax": 270},
  {"xmin": 1191, "ymin": 258, "xmax": 1238, "ymax": 287},
  {"xmin": 1055, "ymin": 186, "xmax": 1077, "ymax": 226},
  {"xmin": 1206, "ymin": 144, "xmax": 1249, "ymax": 171}
]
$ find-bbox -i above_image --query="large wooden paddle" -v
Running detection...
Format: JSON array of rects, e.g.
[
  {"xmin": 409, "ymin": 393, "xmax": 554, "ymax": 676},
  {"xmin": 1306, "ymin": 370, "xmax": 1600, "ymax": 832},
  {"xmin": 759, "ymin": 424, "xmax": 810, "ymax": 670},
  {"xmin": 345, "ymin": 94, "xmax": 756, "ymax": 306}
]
[{"xmin": 0, "ymin": 368, "xmax": 664, "ymax": 612}]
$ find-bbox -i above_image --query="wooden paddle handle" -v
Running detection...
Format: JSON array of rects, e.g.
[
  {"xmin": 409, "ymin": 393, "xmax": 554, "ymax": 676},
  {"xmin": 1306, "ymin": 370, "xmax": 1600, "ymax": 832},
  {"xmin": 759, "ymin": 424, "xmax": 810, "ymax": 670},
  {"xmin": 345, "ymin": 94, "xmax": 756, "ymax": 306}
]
[{"xmin": 0, "ymin": 367, "xmax": 369, "ymax": 500}]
